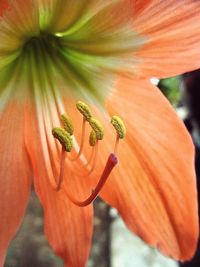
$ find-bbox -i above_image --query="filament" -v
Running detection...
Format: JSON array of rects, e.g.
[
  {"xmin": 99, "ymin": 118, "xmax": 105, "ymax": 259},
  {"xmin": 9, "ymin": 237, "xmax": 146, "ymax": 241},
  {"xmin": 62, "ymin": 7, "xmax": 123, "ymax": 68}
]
[
  {"xmin": 85, "ymin": 145, "xmax": 95, "ymax": 167},
  {"xmin": 83, "ymin": 141, "xmax": 98, "ymax": 177},
  {"xmin": 70, "ymin": 141, "xmax": 98, "ymax": 177},
  {"xmin": 56, "ymin": 146, "xmax": 66, "ymax": 191},
  {"xmin": 70, "ymin": 117, "xmax": 86, "ymax": 161},
  {"xmin": 114, "ymin": 135, "xmax": 120, "ymax": 155}
]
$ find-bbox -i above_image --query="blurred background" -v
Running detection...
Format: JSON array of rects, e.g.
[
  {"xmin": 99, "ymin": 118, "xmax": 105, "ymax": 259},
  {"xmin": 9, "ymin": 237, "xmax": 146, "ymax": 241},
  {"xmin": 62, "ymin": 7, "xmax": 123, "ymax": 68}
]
[{"xmin": 4, "ymin": 71, "xmax": 200, "ymax": 267}]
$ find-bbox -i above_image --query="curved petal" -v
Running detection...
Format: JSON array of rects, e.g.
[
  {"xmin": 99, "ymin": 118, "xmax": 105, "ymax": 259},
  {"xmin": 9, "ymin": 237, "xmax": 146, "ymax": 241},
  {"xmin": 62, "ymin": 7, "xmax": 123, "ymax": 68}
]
[
  {"xmin": 132, "ymin": 0, "xmax": 200, "ymax": 78},
  {"xmin": 25, "ymin": 97, "xmax": 93, "ymax": 267},
  {"xmin": 0, "ymin": 102, "xmax": 32, "ymax": 266},
  {"xmin": 96, "ymin": 77, "xmax": 198, "ymax": 260}
]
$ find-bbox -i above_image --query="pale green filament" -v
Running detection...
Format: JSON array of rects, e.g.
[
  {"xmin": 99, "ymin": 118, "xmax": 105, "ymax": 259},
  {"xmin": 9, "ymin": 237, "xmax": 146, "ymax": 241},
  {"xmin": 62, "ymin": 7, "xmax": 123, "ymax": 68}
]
[
  {"xmin": 89, "ymin": 117, "xmax": 104, "ymax": 140},
  {"xmin": 111, "ymin": 116, "xmax": 126, "ymax": 139},
  {"xmin": 52, "ymin": 127, "xmax": 73, "ymax": 152},
  {"xmin": 60, "ymin": 114, "xmax": 74, "ymax": 136},
  {"xmin": 76, "ymin": 101, "xmax": 92, "ymax": 121},
  {"xmin": 89, "ymin": 130, "xmax": 97, "ymax": 146}
]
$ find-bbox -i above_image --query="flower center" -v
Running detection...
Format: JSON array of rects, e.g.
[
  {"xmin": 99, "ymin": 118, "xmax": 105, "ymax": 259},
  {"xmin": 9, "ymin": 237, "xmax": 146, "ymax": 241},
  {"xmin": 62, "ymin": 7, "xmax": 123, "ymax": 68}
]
[
  {"xmin": 0, "ymin": 1, "xmax": 143, "ymax": 105},
  {"xmin": 23, "ymin": 32, "xmax": 60, "ymax": 53},
  {"xmin": 52, "ymin": 101, "xmax": 126, "ymax": 207}
]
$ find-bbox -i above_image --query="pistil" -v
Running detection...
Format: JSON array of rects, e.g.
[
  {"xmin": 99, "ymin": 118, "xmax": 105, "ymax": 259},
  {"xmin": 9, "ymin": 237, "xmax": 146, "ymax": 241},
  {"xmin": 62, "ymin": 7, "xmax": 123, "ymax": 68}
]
[{"xmin": 63, "ymin": 153, "xmax": 118, "ymax": 207}]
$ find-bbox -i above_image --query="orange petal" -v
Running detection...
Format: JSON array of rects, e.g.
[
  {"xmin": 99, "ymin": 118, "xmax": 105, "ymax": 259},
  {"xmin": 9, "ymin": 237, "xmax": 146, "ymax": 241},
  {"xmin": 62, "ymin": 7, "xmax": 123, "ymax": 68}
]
[
  {"xmin": 96, "ymin": 77, "xmax": 198, "ymax": 260},
  {"xmin": 0, "ymin": 102, "xmax": 32, "ymax": 265},
  {"xmin": 133, "ymin": 1, "xmax": 200, "ymax": 78},
  {"xmin": 25, "ymin": 99, "xmax": 93, "ymax": 267},
  {"xmin": 0, "ymin": 0, "xmax": 9, "ymax": 16}
]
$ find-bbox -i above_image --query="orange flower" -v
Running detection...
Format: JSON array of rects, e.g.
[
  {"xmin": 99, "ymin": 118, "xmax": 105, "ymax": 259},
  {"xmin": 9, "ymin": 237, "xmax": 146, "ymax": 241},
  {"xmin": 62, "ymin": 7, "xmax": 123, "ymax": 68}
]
[{"xmin": 0, "ymin": 1, "xmax": 200, "ymax": 266}]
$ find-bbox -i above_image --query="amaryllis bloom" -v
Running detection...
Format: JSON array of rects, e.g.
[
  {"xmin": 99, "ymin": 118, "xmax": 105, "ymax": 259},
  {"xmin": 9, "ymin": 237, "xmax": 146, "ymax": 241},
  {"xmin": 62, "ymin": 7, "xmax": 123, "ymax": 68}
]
[{"xmin": 1, "ymin": 0, "xmax": 200, "ymax": 266}]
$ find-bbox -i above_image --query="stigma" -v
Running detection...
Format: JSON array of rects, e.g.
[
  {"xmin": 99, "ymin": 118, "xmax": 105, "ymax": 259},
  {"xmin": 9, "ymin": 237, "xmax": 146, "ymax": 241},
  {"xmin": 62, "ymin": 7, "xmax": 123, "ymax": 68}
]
[{"xmin": 52, "ymin": 101, "xmax": 126, "ymax": 207}]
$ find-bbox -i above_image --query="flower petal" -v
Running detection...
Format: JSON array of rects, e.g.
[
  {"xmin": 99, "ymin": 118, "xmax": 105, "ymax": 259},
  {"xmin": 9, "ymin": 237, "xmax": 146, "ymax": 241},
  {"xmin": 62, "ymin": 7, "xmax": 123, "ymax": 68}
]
[
  {"xmin": 133, "ymin": 0, "xmax": 200, "ymax": 78},
  {"xmin": 0, "ymin": 102, "xmax": 32, "ymax": 265},
  {"xmin": 98, "ymin": 77, "xmax": 198, "ymax": 260},
  {"xmin": 25, "ymin": 99, "xmax": 93, "ymax": 267},
  {"xmin": 0, "ymin": 0, "xmax": 9, "ymax": 16}
]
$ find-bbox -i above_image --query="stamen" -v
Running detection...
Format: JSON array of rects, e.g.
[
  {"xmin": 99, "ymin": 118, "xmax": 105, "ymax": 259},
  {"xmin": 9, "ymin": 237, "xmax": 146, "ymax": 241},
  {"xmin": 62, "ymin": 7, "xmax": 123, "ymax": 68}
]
[
  {"xmin": 83, "ymin": 141, "xmax": 98, "ymax": 176},
  {"xmin": 89, "ymin": 117, "xmax": 104, "ymax": 140},
  {"xmin": 52, "ymin": 127, "xmax": 73, "ymax": 152},
  {"xmin": 89, "ymin": 130, "xmax": 97, "ymax": 147},
  {"xmin": 70, "ymin": 117, "xmax": 86, "ymax": 161},
  {"xmin": 111, "ymin": 115, "xmax": 126, "ymax": 139},
  {"xmin": 83, "ymin": 130, "xmax": 97, "ymax": 173},
  {"xmin": 64, "ymin": 153, "xmax": 118, "ymax": 207},
  {"xmin": 69, "ymin": 101, "xmax": 92, "ymax": 161},
  {"xmin": 76, "ymin": 101, "xmax": 92, "ymax": 121},
  {"xmin": 50, "ymin": 103, "xmax": 126, "ymax": 204},
  {"xmin": 56, "ymin": 146, "xmax": 66, "ymax": 191},
  {"xmin": 111, "ymin": 116, "xmax": 126, "ymax": 155},
  {"xmin": 114, "ymin": 135, "xmax": 120, "ymax": 155},
  {"xmin": 52, "ymin": 130, "xmax": 70, "ymax": 191},
  {"xmin": 85, "ymin": 145, "xmax": 95, "ymax": 167},
  {"xmin": 60, "ymin": 114, "xmax": 74, "ymax": 136},
  {"xmin": 70, "ymin": 141, "xmax": 98, "ymax": 177}
]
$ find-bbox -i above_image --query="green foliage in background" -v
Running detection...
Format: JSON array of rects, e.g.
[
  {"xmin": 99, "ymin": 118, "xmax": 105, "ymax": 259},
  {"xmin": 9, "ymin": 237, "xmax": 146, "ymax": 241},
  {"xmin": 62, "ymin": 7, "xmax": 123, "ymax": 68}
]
[{"xmin": 158, "ymin": 76, "xmax": 181, "ymax": 106}]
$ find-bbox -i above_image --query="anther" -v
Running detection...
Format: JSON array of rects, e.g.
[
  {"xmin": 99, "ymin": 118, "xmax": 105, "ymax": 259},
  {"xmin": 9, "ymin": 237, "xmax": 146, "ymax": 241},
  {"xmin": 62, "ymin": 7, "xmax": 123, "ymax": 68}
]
[
  {"xmin": 111, "ymin": 116, "xmax": 126, "ymax": 139},
  {"xmin": 89, "ymin": 117, "xmax": 104, "ymax": 140},
  {"xmin": 60, "ymin": 114, "xmax": 74, "ymax": 136},
  {"xmin": 76, "ymin": 101, "xmax": 92, "ymax": 121},
  {"xmin": 52, "ymin": 127, "xmax": 73, "ymax": 152},
  {"xmin": 89, "ymin": 130, "xmax": 97, "ymax": 146}
]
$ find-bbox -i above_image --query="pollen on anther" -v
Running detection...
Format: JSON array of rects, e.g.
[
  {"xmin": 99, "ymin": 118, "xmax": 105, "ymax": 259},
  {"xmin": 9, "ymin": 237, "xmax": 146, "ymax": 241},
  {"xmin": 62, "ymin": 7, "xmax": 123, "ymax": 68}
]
[
  {"xmin": 76, "ymin": 101, "xmax": 92, "ymax": 121},
  {"xmin": 111, "ymin": 116, "xmax": 126, "ymax": 139},
  {"xmin": 52, "ymin": 127, "xmax": 73, "ymax": 152},
  {"xmin": 60, "ymin": 114, "xmax": 74, "ymax": 136},
  {"xmin": 89, "ymin": 117, "xmax": 104, "ymax": 140},
  {"xmin": 89, "ymin": 130, "xmax": 97, "ymax": 146}
]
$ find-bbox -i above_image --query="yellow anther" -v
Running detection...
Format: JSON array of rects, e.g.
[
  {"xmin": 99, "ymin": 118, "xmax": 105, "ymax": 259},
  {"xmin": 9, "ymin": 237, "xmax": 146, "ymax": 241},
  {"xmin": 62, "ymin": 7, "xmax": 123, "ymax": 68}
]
[
  {"xmin": 111, "ymin": 116, "xmax": 126, "ymax": 139},
  {"xmin": 89, "ymin": 130, "xmax": 97, "ymax": 146},
  {"xmin": 60, "ymin": 114, "xmax": 74, "ymax": 136},
  {"xmin": 76, "ymin": 101, "xmax": 92, "ymax": 121},
  {"xmin": 89, "ymin": 117, "xmax": 104, "ymax": 140},
  {"xmin": 52, "ymin": 127, "xmax": 73, "ymax": 152}
]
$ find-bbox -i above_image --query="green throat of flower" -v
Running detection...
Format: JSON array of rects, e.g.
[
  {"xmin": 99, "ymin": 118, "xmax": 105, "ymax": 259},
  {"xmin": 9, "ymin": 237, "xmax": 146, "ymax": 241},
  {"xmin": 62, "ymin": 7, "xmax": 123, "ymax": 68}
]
[
  {"xmin": 52, "ymin": 101, "xmax": 126, "ymax": 207},
  {"xmin": 0, "ymin": 1, "xmax": 142, "ymax": 105}
]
